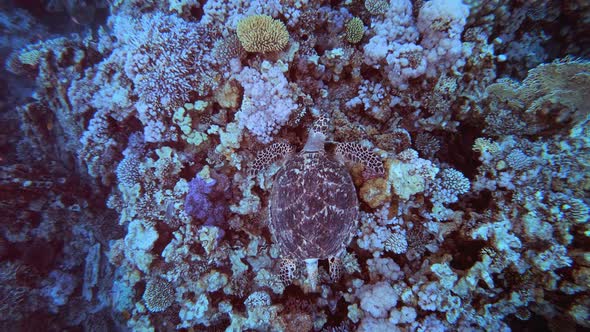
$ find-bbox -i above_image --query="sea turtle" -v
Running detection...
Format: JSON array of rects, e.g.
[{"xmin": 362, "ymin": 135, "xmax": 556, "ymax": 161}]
[{"xmin": 250, "ymin": 115, "xmax": 384, "ymax": 292}]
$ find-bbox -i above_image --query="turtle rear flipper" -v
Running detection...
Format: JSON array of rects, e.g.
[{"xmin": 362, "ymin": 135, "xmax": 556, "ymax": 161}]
[
  {"xmin": 248, "ymin": 142, "xmax": 294, "ymax": 177},
  {"xmin": 279, "ymin": 258, "xmax": 297, "ymax": 286},
  {"xmin": 328, "ymin": 256, "xmax": 343, "ymax": 282}
]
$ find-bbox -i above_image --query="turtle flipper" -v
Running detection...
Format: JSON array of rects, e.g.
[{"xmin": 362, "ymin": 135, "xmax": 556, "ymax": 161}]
[
  {"xmin": 248, "ymin": 143, "xmax": 294, "ymax": 177},
  {"xmin": 328, "ymin": 256, "xmax": 343, "ymax": 282},
  {"xmin": 335, "ymin": 142, "xmax": 384, "ymax": 176},
  {"xmin": 278, "ymin": 258, "xmax": 297, "ymax": 286}
]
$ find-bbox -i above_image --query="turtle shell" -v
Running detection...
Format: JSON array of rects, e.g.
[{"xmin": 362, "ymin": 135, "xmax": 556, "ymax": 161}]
[{"xmin": 268, "ymin": 151, "xmax": 359, "ymax": 260}]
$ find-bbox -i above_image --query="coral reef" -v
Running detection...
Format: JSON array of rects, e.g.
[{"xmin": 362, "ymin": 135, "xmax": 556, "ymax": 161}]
[{"xmin": 1, "ymin": 0, "xmax": 589, "ymax": 331}]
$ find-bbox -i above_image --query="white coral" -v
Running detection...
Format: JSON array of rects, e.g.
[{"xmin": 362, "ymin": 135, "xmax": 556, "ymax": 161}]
[
  {"xmin": 124, "ymin": 219, "xmax": 158, "ymax": 273},
  {"xmin": 531, "ymin": 244, "xmax": 572, "ymax": 271},
  {"xmin": 357, "ymin": 281, "xmax": 398, "ymax": 318},
  {"xmin": 417, "ymin": 0, "xmax": 470, "ymax": 77},
  {"xmin": 367, "ymin": 257, "xmax": 403, "ymax": 281},
  {"xmin": 235, "ymin": 61, "xmax": 298, "ymax": 143}
]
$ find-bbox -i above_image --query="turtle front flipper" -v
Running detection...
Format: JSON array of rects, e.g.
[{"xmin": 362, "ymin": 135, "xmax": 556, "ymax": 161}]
[
  {"xmin": 335, "ymin": 142, "xmax": 385, "ymax": 176},
  {"xmin": 248, "ymin": 142, "xmax": 294, "ymax": 177}
]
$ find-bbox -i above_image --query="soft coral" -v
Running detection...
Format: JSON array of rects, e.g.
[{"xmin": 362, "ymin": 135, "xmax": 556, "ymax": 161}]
[{"xmin": 184, "ymin": 171, "xmax": 230, "ymax": 226}]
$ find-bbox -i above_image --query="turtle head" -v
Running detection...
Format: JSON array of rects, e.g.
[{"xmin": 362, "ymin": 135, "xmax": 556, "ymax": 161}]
[{"xmin": 303, "ymin": 115, "xmax": 331, "ymax": 152}]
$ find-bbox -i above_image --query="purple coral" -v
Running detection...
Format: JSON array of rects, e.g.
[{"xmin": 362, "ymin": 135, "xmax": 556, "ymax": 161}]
[{"xmin": 184, "ymin": 173, "xmax": 229, "ymax": 226}]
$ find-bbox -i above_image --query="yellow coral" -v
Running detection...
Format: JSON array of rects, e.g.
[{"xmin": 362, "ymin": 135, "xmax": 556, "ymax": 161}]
[
  {"xmin": 473, "ymin": 137, "xmax": 500, "ymax": 154},
  {"xmin": 387, "ymin": 156, "xmax": 438, "ymax": 200},
  {"xmin": 359, "ymin": 177, "xmax": 389, "ymax": 209},
  {"xmin": 237, "ymin": 15, "xmax": 289, "ymax": 53},
  {"xmin": 358, "ymin": 154, "xmax": 439, "ymax": 208},
  {"xmin": 345, "ymin": 17, "xmax": 365, "ymax": 44},
  {"xmin": 214, "ymin": 80, "xmax": 241, "ymax": 110}
]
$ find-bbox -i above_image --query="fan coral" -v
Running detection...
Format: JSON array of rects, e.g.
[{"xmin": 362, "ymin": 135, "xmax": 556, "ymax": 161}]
[
  {"xmin": 237, "ymin": 15, "xmax": 289, "ymax": 53},
  {"xmin": 484, "ymin": 57, "xmax": 590, "ymax": 134}
]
